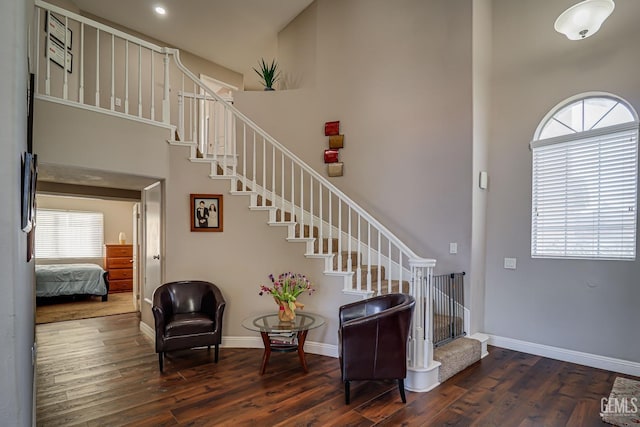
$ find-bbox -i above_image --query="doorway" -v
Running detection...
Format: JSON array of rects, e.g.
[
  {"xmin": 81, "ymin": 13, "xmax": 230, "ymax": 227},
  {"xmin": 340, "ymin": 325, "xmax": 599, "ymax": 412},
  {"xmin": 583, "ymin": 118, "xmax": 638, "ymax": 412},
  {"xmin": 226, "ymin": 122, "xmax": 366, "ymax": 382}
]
[
  {"xmin": 198, "ymin": 74, "xmax": 237, "ymax": 158},
  {"xmin": 34, "ymin": 193, "xmax": 139, "ymax": 324}
]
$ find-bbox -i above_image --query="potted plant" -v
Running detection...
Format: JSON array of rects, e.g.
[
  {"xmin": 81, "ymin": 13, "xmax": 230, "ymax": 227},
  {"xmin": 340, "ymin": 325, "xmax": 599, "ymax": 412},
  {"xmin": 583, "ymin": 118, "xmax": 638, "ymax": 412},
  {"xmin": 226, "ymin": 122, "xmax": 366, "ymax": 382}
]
[
  {"xmin": 253, "ymin": 58, "xmax": 281, "ymax": 91},
  {"xmin": 259, "ymin": 272, "xmax": 315, "ymax": 321}
]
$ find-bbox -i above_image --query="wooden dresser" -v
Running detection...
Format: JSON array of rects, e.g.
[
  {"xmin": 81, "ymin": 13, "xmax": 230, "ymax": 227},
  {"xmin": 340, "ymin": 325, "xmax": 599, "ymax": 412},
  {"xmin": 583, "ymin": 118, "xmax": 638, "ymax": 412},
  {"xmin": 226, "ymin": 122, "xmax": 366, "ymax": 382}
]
[{"xmin": 104, "ymin": 244, "xmax": 133, "ymax": 293}]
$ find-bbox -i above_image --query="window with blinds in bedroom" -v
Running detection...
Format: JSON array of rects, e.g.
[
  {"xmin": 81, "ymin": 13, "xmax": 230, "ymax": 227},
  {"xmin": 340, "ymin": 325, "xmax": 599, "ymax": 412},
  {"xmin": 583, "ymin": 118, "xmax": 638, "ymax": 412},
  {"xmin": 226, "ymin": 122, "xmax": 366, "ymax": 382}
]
[
  {"xmin": 531, "ymin": 94, "xmax": 639, "ymax": 260},
  {"xmin": 35, "ymin": 209, "xmax": 104, "ymax": 259}
]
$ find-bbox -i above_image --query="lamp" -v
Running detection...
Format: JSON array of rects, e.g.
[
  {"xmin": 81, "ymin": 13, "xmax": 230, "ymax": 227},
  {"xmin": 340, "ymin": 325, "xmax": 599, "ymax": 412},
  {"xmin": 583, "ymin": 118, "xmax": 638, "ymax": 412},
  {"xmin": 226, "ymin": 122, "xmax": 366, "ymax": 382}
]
[
  {"xmin": 118, "ymin": 232, "xmax": 127, "ymax": 245},
  {"xmin": 554, "ymin": 0, "xmax": 615, "ymax": 40}
]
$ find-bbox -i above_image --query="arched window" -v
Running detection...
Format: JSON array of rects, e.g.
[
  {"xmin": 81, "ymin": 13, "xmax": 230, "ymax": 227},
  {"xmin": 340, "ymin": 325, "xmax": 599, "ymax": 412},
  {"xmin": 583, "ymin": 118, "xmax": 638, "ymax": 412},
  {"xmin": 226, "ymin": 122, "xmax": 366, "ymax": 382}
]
[{"xmin": 531, "ymin": 94, "xmax": 639, "ymax": 260}]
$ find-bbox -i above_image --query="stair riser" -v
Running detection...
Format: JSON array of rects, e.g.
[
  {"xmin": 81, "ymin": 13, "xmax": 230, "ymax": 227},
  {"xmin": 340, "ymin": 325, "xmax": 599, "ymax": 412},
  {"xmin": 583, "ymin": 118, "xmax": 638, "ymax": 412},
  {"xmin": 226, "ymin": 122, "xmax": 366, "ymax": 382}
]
[{"xmin": 314, "ymin": 238, "xmax": 339, "ymax": 253}]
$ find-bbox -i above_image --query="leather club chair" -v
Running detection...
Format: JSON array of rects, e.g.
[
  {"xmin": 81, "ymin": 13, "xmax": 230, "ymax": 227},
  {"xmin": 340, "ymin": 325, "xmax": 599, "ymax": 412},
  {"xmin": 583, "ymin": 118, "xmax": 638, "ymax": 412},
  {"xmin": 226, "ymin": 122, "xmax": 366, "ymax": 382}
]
[
  {"xmin": 338, "ymin": 293, "xmax": 416, "ymax": 404},
  {"xmin": 152, "ymin": 280, "xmax": 226, "ymax": 372}
]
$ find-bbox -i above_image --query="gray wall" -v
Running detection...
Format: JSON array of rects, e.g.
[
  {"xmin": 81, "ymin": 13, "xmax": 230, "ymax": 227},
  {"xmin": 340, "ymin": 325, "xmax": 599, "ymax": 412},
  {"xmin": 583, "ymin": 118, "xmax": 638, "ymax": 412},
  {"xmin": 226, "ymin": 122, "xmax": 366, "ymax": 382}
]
[
  {"xmin": 33, "ymin": 99, "xmax": 171, "ymax": 180},
  {"xmin": 0, "ymin": 0, "xmax": 35, "ymax": 424},
  {"xmin": 485, "ymin": 0, "xmax": 640, "ymax": 362},
  {"xmin": 237, "ymin": 0, "xmax": 474, "ymax": 277}
]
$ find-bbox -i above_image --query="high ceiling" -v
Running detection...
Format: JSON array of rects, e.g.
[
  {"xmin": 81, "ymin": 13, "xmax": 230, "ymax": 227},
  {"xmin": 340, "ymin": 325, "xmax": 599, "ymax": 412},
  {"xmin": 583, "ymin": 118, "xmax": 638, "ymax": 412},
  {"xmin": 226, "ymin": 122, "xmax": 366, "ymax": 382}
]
[{"xmin": 70, "ymin": 0, "xmax": 314, "ymax": 77}]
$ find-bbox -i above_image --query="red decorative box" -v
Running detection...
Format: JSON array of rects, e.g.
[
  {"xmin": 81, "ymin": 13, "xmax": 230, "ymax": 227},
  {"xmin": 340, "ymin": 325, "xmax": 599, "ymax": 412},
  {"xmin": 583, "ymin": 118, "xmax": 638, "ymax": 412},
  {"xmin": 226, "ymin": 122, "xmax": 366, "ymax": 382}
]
[
  {"xmin": 324, "ymin": 149, "xmax": 339, "ymax": 163},
  {"xmin": 324, "ymin": 121, "xmax": 340, "ymax": 136}
]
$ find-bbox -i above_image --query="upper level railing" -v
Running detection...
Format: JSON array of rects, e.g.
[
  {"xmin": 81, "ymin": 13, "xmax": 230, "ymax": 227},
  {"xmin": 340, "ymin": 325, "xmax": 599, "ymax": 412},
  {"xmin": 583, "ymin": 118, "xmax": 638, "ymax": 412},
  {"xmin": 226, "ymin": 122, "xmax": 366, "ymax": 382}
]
[{"xmin": 33, "ymin": 0, "xmax": 438, "ymax": 382}]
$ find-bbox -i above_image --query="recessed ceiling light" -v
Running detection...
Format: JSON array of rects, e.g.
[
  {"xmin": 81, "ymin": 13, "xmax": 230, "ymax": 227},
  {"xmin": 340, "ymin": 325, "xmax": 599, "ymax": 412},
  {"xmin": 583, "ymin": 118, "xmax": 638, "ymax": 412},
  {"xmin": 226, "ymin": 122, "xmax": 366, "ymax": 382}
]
[{"xmin": 154, "ymin": 6, "xmax": 166, "ymax": 16}]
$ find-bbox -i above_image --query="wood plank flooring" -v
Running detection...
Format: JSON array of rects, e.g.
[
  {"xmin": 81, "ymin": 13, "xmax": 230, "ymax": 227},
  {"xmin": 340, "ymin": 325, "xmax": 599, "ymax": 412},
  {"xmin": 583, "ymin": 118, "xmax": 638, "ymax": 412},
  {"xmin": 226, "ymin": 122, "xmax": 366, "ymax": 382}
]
[{"xmin": 36, "ymin": 313, "xmax": 636, "ymax": 426}]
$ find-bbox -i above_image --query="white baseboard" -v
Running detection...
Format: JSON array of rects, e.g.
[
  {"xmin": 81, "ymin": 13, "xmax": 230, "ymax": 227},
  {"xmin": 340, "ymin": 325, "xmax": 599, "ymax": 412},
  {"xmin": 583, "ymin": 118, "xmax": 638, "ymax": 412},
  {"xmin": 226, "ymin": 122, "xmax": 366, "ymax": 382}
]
[
  {"xmin": 138, "ymin": 324, "xmax": 339, "ymax": 359},
  {"xmin": 470, "ymin": 332, "xmax": 489, "ymax": 359},
  {"xmin": 139, "ymin": 321, "xmax": 154, "ymax": 340},
  {"xmin": 487, "ymin": 334, "xmax": 640, "ymax": 377}
]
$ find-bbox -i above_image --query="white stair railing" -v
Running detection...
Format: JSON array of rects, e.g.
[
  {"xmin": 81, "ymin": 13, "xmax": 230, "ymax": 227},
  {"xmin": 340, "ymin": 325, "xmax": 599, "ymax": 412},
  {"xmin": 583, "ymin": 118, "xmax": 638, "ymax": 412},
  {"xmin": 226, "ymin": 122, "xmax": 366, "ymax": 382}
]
[{"xmin": 33, "ymin": 0, "xmax": 439, "ymax": 390}]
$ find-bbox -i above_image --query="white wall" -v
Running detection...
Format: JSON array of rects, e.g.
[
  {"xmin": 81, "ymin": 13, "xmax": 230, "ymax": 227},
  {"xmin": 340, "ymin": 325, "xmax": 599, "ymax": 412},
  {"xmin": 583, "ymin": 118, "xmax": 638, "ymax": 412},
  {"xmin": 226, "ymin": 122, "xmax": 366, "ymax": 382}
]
[
  {"xmin": 236, "ymin": 0, "xmax": 474, "ymax": 277},
  {"xmin": 485, "ymin": 0, "xmax": 640, "ymax": 363},
  {"xmin": 0, "ymin": 0, "xmax": 35, "ymax": 424}
]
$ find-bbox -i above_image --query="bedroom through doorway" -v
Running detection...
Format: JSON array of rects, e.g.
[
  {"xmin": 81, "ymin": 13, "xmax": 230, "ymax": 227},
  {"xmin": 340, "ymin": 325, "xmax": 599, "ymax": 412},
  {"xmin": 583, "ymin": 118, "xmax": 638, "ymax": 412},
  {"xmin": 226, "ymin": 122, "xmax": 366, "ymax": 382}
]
[{"xmin": 34, "ymin": 191, "xmax": 140, "ymax": 324}]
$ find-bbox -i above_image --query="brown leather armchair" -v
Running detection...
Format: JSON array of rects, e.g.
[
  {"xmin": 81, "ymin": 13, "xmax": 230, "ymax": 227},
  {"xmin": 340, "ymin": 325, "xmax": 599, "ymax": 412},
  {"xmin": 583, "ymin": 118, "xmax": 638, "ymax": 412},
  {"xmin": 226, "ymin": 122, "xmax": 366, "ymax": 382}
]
[
  {"xmin": 152, "ymin": 280, "xmax": 226, "ymax": 372},
  {"xmin": 338, "ymin": 293, "xmax": 415, "ymax": 404}
]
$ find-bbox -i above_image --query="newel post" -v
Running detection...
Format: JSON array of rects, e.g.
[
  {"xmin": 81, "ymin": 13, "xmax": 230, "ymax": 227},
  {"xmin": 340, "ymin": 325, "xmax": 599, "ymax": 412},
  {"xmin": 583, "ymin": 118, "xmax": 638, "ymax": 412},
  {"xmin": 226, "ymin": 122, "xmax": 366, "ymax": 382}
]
[{"xmin": 406, "ymin": 257, "xmax": 439, "ymax": 393}]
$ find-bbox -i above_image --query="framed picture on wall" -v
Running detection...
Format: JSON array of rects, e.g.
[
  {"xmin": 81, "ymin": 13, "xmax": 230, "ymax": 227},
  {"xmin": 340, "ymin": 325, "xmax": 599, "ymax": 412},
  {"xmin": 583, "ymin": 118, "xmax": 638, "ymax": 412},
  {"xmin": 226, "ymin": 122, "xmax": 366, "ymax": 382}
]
[{"xmin": 190, "ymin": 194, "xmax": 223, "ymax": 232}]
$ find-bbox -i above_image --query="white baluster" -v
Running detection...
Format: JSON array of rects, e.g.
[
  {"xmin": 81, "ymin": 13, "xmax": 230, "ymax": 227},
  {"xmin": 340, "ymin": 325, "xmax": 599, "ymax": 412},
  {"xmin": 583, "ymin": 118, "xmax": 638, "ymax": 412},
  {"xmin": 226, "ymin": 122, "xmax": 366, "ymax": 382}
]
[
  {"xmin": 95, "ymin": 28, "xmax": 99, "ymax": 106},
  {"xmin": 378, "ymin": 232, "xmax": 382, "ymax": 293},
  {"xmin": 124, "ymin": 41, "xmax": 129, "ymax": 114},
  {"xmin": 177, "ymin": 92, "xmax": 183, "ymax": 142},
  {"xmin": 79, "ymin": 23, "xmax": 84, "ymax": 103},
  {"xmin": 262, "ymin": 138, "xmax": 266, "ymax": 204},
  {"xmin": 280, "ymin": 152, "xmax": 285, "ymax": 222},
  {"xmin": 150, "ymin": 51, "xmax": 155, "ymax": 120},
  {"xmin": 347, "ymin": 206, "xmax": 352, "ymax": 275},
  {"xmin": 356, "ymin": 215, "xmax": 361, "ymax": 291},
  {"xmin": 110, "ymin": 34, "xmax": 114, "ymax": 110},
  {"xmin": 223, "ymin": 106, "xmax": 229, "ymax": 173},
  {"xmin": 291, "ymin": 161, "xmax": 295, "ymax": 232},
  {"xmin": 137, "ymin": 45, "xmax": 142, "ymax": 117},
  {"xmin": 299, "ymin": 168, "xmax": 304, "ymax": 234},
  {"xmin": 231, "ymin": 114, "xmax": 237, "ymax": 177},
  {"xmin": 328, "ymin": 193, "xmax": 332, "ymax": 257},
  {"xmin": 309, "ymin": 175, "xmax": 314, "ymax": 242},
  {"xmin": 398, "ymin": 251, "xmax": 403, "ymax": 293},
  {"xmin": 63, "ymin": 16, "xmax": 68, "ymax": 100},
  {"xmin": 252, "ymin": 133, "xmax": 257, "ymax": 188},
  {"xmin": 337, "ymin": 201, "xmax": 342, "ymax": 272},
  {"xmin": 242, "ymin": 125, "xmax": 247, "ymax": 185},
  {"xmin": 162, "ymin": 53, "xmax": 170, "ymax": 124},
  {"xmin": 367, "ymin": 223, "xmax": 372, "ymax": 293},
  {"xmin": 272, "ymin": 146, "xmax": 276, "ymax": 201},
  {"xmin": 318, "ymin": 183, "xmax": 323, "ymax": 253},
  {"xmin": 388, "ymin": 241, "xmax": 392, "ymax": 295},
  {"xmin": 190, "ymin": 83, "xmax": 196, "ymax": 143}
]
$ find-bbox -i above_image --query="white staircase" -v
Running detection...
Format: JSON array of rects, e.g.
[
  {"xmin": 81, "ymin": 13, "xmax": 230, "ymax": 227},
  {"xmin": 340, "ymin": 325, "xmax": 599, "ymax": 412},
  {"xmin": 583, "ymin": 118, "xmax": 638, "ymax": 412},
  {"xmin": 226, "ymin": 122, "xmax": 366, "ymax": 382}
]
[{"xmin": 33, "ymin": 0, "xmax": 441, "ymax": 392}]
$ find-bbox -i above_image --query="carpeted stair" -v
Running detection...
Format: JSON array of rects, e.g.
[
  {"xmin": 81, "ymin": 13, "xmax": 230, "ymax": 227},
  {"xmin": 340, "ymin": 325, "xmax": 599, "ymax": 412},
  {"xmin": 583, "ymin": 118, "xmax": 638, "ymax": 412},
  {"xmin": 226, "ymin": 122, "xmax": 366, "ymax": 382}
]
[
  {"xmin": 434, "ymin": 337, "xmax": 481, "ymax": 382},
  {"xmin": 237, "ymin": 182, "xmax": 411, "ymax": 295}
]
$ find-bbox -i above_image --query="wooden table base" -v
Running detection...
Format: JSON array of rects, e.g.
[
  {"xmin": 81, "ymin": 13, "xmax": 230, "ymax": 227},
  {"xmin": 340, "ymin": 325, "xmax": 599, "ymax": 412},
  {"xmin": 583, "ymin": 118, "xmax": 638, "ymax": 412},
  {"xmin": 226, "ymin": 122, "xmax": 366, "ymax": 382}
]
[{"xmin": 259, "ymin": 329, "xmax": 309, "ymax": 375}]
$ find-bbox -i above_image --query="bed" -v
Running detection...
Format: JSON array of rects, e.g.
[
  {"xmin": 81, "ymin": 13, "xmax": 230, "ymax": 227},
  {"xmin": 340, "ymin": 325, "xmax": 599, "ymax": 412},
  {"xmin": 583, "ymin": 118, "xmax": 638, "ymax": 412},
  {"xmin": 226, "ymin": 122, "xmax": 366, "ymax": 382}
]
[{"xmin": 35, "ymin": 263, "xmax": 110, "ymax": 302}]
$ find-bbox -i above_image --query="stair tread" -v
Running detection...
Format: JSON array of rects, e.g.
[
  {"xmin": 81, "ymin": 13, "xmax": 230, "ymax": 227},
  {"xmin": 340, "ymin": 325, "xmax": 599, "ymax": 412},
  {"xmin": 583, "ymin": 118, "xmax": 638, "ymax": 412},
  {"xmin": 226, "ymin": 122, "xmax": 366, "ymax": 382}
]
[{"xmin": 434, "ymin": 337, "xmax": 481, "ymax": 383}]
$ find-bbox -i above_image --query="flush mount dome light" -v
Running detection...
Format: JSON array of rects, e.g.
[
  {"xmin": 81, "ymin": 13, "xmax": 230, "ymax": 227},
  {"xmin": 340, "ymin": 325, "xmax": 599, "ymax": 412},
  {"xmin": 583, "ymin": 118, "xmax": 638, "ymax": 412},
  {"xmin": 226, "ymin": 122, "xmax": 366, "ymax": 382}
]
[
  {"xmin": 154, "ymin": 6, "xmax": 166, "ymax": 15},
  {"xmin": 555, "ymin": 0, "xmax": 615, "ymax": 40}
]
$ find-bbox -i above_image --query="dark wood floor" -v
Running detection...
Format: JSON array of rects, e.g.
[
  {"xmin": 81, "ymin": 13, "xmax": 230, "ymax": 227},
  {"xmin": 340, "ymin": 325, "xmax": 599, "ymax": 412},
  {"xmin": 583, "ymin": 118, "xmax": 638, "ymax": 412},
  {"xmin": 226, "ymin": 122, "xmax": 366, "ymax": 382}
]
[{"xmin": 36, "ymin": 313, "xmax": 635, "ymax": 426}]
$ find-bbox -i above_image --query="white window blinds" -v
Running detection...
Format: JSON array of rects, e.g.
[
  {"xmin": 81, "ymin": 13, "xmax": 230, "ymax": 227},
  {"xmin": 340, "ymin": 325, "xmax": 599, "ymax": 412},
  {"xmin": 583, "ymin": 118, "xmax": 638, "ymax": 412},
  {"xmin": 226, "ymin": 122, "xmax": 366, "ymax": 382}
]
[
  {"xmin": 531, "ymin": 123, "xmax": 638, "ymax": 260},
  {"xmin": 35, "ymin": 209, "xmax": 104, "ymax": 259}
]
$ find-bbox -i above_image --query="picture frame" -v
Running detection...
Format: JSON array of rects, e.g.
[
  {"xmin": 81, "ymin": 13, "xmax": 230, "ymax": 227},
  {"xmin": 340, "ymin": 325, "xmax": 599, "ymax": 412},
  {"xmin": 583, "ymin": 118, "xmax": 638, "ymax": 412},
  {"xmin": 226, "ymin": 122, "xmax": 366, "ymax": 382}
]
[
  {"xmin": 21, "ymin": 153, "xmax": 37, "ymax": 234},
  {"xmin": 46, "ymin": 36, "xmax": 73, "ymax": 73},
  {"xmin": 45, "ymin": 12, "xmax": 72, "ymax": 49},
  {"xmin": 190, "ymin": 194, "xmax": 223, "ymax": 232}
]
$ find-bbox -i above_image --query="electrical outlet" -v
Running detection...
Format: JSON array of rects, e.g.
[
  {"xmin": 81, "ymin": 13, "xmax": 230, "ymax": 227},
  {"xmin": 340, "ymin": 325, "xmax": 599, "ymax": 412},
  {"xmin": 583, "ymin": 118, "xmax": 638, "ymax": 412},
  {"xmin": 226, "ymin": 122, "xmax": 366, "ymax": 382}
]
[
  {"xmin": 449, "ymin": 243, "xmax": 458, "ymax": 254},
  {"xmin": 504, "ymin": 257, "xmax": 517, "ymax": 269},
  {"xmin": 115, "ymin": 97, "xmax": 122, "ymax": 107}
]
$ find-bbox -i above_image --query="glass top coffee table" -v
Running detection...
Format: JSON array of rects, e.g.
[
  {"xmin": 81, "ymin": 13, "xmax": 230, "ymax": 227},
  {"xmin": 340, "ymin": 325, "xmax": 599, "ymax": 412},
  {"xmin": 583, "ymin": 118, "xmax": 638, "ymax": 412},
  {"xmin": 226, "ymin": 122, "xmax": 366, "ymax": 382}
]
[{"xmin": 241, "ymin": 312, "xmax": 325, "ymax": 375}]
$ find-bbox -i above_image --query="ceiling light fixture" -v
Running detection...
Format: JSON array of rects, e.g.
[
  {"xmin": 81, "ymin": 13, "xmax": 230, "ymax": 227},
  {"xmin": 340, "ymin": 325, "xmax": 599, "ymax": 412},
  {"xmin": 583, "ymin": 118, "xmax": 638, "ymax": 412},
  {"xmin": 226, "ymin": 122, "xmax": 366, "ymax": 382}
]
[
  {"xmin": 554, "ymin": 0, "xmax": 615, "ymax": 40},
  {"xmin": 154, "ymin": 6, "xmax": 166, "ymax": 16}
]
